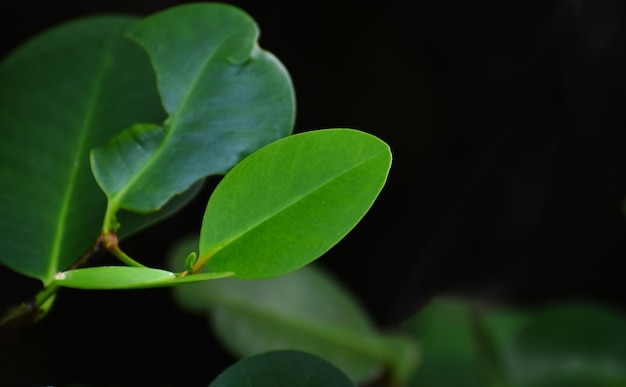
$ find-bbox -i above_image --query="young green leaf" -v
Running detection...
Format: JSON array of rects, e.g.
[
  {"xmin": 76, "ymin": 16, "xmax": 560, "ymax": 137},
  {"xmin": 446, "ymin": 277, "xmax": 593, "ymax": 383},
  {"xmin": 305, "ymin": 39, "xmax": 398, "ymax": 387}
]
[
  {"xmin": 209, "ymin": 350, "xmax": 355, "ymax": 387},
  {"xmin": 0, "ymin": 16, "xmax": 164, "ymax": 283},
  {"xmin": 91, "ymin": 2, "xmax": 295, "ymax": 221},
  {"xmin": 91, "ymin": 123, "xmax": 165, "ymax": 215},
  {"xmin": 54, "ymin": 266, "xmax": 233, "ymax": 289},
  {"xmin": 197, "ymin": 129, "xmax": 392, "ymax": 279},
  {"xmin": 54, "ymin": 267, "xmax": 176, "ymax": 289},
  {"xmin": 184, "ymin": 252, "xmax": 197, "ymax": 274}
]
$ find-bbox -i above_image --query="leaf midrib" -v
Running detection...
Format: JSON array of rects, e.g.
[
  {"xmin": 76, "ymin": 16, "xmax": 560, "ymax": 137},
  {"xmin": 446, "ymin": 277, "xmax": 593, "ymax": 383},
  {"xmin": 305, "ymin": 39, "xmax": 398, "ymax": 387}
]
[
  {"xmin": 110, "ymin": 32, "xmax": 237, "ymax": 209},
  {"xmin": 204, "ymin": 149, "xmax": 388, "ymax": 258},
  {"xmin": 47, "ymin": 44, "xmax": 114, "ymax": 282}
]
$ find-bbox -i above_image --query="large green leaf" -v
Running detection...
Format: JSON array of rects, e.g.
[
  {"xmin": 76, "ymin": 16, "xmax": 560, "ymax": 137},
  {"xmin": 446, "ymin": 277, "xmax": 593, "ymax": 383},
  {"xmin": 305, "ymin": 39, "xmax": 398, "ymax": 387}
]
[
  {"xmin": 197, "ymin": 129, "xmax": 392, "ymax": 279},
  {"xmin": 91, "ymin": 2, "xmax": 295, "ymax": 220},
  {"xmin": 170, "ymin": 235, "xmax": 417, "ymax": 385},
  {"xmin": 0, "ymin": 16, "xmax": 165, "ymax": 283},
  {"xmin": 209, "ymin": 350, "xmax": 355, "ymax": 387}
]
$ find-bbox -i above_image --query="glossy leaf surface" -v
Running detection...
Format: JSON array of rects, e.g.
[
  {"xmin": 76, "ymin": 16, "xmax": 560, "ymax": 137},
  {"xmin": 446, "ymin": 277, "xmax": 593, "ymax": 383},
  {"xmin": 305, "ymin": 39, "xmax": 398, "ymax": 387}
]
[
  {"xmin": 209, "ymin": 350, "xmax": 354, "ymax": 387},
  {"xmin": 0, "ymin": 16, "xmax": 164, "ymax": 283},
  {"xmin": 54, "ymin": 266, "xmax": 232, "ymax": 289},
  {"xmin": 170, "ymin": 235, "xmax": 416, "ymax": 385},
  {"xmin": 198, "ymin": 129, "xmax": 392, "ymax": 279},
  {"xmin": 91, "ymin": 2, "xmax": 295, "ymax": 216}
]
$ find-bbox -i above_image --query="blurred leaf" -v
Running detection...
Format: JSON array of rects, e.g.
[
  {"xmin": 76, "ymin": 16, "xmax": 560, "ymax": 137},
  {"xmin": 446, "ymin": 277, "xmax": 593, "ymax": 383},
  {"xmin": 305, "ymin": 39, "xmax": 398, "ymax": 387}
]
[
  {"xmin": 406, "ymin": 298, "xmax": 626, "ymax": 387},
  {"xmin": 91, "ymin": 2, "xmax": 295, "ymax": 217},
  {"xmin": 504, "ymin": 303, "xmax": 626, "ymax": 387},
  {"xmin": 404, "ymin": 299, "xmax": 485, "ymax": 387},
  {"xmin": 54, "ymin": 266, "xmax": 232, "ymax": 289},
  {"xmin": 0, "ymin": 16, "xmax": 164, "ymax": 283},
  {"xmin": 169, "ymin": 236, "xmax": 416, "ymax": 385},
  {"xmin": 198, "ymin": 129, "xmax": 392, "ymax": 279},
  {"xmin": 208, "ymin": 350, "xmax": 354, "ymax": 387}
]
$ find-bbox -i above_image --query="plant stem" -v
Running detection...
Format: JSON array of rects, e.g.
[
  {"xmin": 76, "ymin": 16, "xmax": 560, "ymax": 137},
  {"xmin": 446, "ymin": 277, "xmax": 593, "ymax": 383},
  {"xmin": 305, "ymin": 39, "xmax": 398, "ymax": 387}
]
[
  {"xmin": 0, "ymin": 282, "xmax": 60, "ymax": 338},
  {"xmin": 0, "ymin": 236, "xmax": 104, "ymax": 333},
  {"xmin": 34, "ymin": 282, "xmax": 59, "ymax": 307},
  {"xmin": 192, "ymin": 251, "xmax": 215, "ymax": 273},
  {"xmin": 0, "ymin": 231, "xmax": 145, "ymax": 335},
  {"xmin": 101, "ymin": 232, "xmax": 147, "ymax": 268}
]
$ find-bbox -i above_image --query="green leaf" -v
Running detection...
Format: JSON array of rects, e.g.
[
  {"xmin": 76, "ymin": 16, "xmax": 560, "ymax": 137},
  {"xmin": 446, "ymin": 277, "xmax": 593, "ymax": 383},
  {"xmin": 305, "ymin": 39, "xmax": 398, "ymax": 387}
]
[
  {"xmin": 54, "ymin": 266, "xmax": 175, "ymax": 289},
  {"xmin": 91, "ymin": 2, "xmax": 295, "ymax": 219},
  {"xmin": 54, "ymin": 266, "xmax": 233, "ymax": 289},
  {"xmin": 405, "ymin": 299, "xmax": 486, "ymax": 387},
  {"xmin": 198, "ymin": 129, "xmax": 392, "ymax": 279},
  {"xmin": 116, "ymin": 178, "xmax": 206, "ymax": 240},
  {"xmin": 0, "ymin": 16, "xmax": 165, "ymax": 283},
  {"xmin": 184, "ymin": 252, "xmax": 197, "ymax": 273},
  {"xmin": 405, "ymin": 298, "xmax": 626, "ymax": 387},
  {"xmin": 209, "ymin": 350, "xmax": 354, "ymax": 387},
  {"xmin": 170, "ymin": 239, "xmax": 417, "ymax": 385},
  {"xmin": 504, "ymin": 303, "xmax": 626, "ymax": 387},
  {"xmin": 92, "ymin": 123, "xmax": 165, "ymax": 208}
]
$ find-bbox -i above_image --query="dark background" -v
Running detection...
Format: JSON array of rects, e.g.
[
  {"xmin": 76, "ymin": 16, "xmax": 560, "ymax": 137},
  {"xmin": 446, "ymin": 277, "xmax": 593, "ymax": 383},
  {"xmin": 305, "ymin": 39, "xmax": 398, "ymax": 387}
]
[{"xmin": 2, "ymin": 0, "xmax": 626, "ymax": 385}]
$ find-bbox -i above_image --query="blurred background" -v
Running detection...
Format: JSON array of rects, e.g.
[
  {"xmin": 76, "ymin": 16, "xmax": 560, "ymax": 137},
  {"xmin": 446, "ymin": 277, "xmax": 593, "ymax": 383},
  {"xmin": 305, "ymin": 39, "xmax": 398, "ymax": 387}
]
[{"xmin": 1, "ymin": 0, "xmax": 626, "ymax": 385}]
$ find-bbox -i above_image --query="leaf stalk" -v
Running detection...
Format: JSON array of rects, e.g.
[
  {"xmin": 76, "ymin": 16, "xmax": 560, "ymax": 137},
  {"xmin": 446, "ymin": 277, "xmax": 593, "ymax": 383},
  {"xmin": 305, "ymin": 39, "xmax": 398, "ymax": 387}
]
[{"xmin": 101, "ymin": 232, "xmax": 147, "ymax": 268}]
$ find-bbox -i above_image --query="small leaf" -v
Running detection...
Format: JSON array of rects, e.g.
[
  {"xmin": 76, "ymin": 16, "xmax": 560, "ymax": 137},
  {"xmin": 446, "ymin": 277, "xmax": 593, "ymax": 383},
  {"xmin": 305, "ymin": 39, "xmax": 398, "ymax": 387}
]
[
  {"xmin": 91, "ymin": 2, "xmax": 295, "ymax": 216},
  {"xmin": 209, "ymin": 350, "xmax": 354, "ymax": 387},
  {"xmin": 90, "ymin": 123, "xmax": 165, "ymax": 208},
  {"xmin": 54, "ymin": 266, "xmax": 232, "ymax": 289},
  {"xmin": 184, "ymin": 252, "xmax": 197, "ymax": 273},
  {"xmin": 198, "ymin": 129, "xmax": 392, "ymax": 279},
  {"xmin": 54, "ymin": 267, "xmax": 175, "ymax": 289}
]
